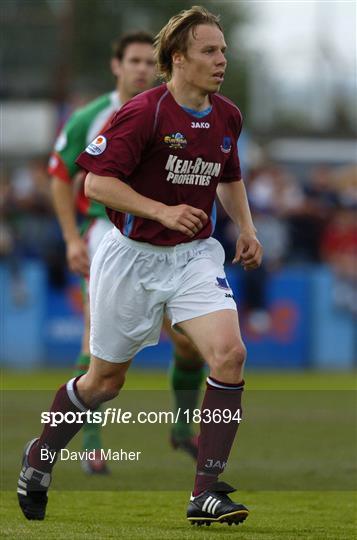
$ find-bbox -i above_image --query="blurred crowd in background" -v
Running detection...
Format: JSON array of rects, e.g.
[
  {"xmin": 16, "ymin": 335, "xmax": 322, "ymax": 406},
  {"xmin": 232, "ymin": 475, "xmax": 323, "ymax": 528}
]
[{"xmin": 2, "ymin": 147, "xmax": 356, "ymax": 327}]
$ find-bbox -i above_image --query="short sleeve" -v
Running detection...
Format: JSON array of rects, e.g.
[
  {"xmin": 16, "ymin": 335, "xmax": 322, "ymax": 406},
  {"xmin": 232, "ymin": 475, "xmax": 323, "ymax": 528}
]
[
  {"xmin": 76, "ymin": 98, "xmax": 153, "ymax": 181},
  {"xmin": 48, "ymin": 109, "xmax": 90, "ymax": 182},
  {"xmin": 219, "ymin": 109, "xmax": 243, "ymax": 183}
]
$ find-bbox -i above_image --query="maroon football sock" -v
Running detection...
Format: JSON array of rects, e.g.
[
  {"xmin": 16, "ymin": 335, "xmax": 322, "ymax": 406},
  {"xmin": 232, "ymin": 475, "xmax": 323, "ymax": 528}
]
[
  {"xmin": 193, "ymin": 376, "xmax": 244, "ymax": 496},
  {"xmin": 28, "ymin": 376, "xmax": 89, "ymax": 473}
]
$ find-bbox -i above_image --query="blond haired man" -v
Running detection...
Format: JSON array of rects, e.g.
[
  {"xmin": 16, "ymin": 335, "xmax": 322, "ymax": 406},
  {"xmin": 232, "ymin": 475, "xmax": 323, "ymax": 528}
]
[{"xmin": 18, "ymin": 6, "xmax": 261, "ymax": 526}]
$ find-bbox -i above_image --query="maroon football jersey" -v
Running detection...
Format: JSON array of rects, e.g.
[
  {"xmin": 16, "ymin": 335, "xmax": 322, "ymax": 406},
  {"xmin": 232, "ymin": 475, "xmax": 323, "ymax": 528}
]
[{"xmin": 76, "ymin": 83, "xmax": 243, "ymax": 246}]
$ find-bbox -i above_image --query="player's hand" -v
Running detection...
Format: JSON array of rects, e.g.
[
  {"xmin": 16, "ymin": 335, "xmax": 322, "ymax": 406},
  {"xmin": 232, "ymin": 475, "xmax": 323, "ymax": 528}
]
[
  {"xmin": 66, "ymin": 237, "xmax": 90, "ymax": 276},
  {"xmin": 233, "ymin": 231, "xmax": 263, "ymax": 270},
  {"xmin": 159, "ymin": 204, "xmax": 208, "ymax": 238}
]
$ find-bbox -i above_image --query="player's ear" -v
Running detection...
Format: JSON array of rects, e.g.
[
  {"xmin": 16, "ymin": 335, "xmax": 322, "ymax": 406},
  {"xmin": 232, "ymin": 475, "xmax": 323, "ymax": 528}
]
[
  {"xmin": 110, "ymin": 57, "xmax": 122, "ymax": 78},
  {"xmin": 172, "ymin": 50, "xmax": 185, "ymax": 70}
]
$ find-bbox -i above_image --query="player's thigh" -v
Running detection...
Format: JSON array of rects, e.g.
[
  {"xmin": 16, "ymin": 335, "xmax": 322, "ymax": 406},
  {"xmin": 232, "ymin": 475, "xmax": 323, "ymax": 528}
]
[
  {"xmin": 177, "ymin": 309, "xmax": 245, "ymax": 370},
  {"xmin": 167, "ymin": 237, "xmax": 242, "ymax": 366},
  {"xmin": 167, "ymin": 237, "xmax": 237, "ymax": 329},
  {"xmin": 162, "ymin": 315, "xmax": 201, "ymax": 361},
  {"xmin": 89, "ymin": 231, "xmax": 167, "ymax": 362}
]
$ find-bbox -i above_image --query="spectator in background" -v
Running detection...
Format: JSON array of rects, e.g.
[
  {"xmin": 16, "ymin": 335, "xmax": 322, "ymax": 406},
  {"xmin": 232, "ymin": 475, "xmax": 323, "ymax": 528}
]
[
  {"xmin": 246, "ymin": 162, "xmax": 339, "ymax": 265},
  {"xmin": 321, "ymin": 207, "xmax": 357, "ymax": 314},
  {"xmin": 247, "ymin": 165, "xmax": 291, "ymax": 267},
  {"xmin": 0, "ymin": 174, "xmax": 28, "ymax": 304},
  {"xmin": 330, "ymin": 164, "xmax": 357, "ymax": 209},
  {"xmin": 296, "ymin": 165, "xmax": 339, "ymax": 262},
  {"xmin": 305, "ymin": 165, "xmax": 339, "ymax": 210},
  {"xmin": 243, "ymin": 165, "xmax": 291, "ymax": 333},
  {"xmin": 9, "ymin": 159, "xmax": 66, "ymax": 286}
]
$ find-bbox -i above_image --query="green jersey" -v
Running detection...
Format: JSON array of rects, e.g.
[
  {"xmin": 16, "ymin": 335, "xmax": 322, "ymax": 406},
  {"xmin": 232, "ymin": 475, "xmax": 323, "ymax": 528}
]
[{"xmin": 48, "ymin": 91, "xmax": 121, "ymax": 218}]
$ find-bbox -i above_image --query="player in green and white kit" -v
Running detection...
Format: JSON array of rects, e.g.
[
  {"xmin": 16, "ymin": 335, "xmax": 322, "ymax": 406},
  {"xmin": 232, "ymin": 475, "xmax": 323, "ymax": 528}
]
[{"xmin": 48, "ymin": 32, "xmax": 206, "ymax": 474}]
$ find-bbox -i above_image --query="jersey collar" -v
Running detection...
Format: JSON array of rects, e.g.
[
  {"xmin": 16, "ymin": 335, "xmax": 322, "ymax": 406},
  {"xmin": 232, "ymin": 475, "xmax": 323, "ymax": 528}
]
[{"xmin": 110, "ymin": 90, "xmax": 121, "ymax": 110}]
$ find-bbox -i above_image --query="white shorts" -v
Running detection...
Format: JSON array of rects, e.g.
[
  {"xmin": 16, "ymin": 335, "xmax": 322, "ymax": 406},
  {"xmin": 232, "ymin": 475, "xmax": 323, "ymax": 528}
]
[
  {"xmin": 84, "ymin": 218, "xmax": 113, "ymax": 262},
  {"xmin": 89, "ymin": 228, "xmax": 237, "ymax": 363}
]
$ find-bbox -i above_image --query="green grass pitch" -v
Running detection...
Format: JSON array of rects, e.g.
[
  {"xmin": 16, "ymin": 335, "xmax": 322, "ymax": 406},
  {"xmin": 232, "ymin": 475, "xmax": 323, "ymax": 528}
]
[{"xmin": 1, "ymin": 368, "xmax": 356, "ymax": 539}]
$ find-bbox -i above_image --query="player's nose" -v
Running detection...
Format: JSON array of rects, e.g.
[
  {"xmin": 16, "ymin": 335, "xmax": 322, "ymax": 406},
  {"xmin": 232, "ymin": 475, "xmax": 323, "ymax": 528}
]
[{"xmin": 216, "ymin": 51, "xmax": 227, "ymax": 67}]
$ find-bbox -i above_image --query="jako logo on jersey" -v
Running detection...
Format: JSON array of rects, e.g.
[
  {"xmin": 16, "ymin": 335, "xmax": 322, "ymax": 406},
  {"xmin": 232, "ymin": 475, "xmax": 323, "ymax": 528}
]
[
  {"xmin": 165, "ymin": 155, "xmax": 221, "ymax": 186},
  {"xmin": 191, "ymin": 121, "xmax": 210, "ymax": 128},
  {"xmin": 220, "ymin": 136, "xmax": 232, "ymax": 154},
  {"xmin": 163, "ymin": 132, "xmax": 187, "ymax": 149},
  {"xmin": 216, "ymin": 276, "xmax": 230, "ymax": 290},
  {"xmin": 85, "ymin": 135, "xmax": 107, "ymax": 155}
]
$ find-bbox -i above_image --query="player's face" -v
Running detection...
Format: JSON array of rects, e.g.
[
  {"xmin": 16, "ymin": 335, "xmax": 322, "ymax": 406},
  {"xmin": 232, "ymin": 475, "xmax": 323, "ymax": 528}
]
[
  {"xmin": 113, "ymin": 43, "xmax": 156, "ymax": 97},
  {"xmin": 176, "ymin": 24, "xmax": 227, "ymax": 94}
]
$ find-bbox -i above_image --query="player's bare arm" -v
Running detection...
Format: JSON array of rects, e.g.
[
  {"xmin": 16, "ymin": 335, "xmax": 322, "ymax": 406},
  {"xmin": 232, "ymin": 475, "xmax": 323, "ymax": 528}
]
[
  {"xmin": 217, "ymin": 180, "xmax": 262, "ymax": 270},
  {"xmin": 51, "ymin": 177, "xmax": 90, "ymax": 276},
  {"xmin": 85, "ymin": 172, "xmax": 208, "ymax": 238}
]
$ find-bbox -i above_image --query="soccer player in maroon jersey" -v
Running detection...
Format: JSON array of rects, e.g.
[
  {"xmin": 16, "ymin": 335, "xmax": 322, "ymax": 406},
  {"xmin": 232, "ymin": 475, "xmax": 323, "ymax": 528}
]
[
  {"xmin": 18, "ymin": 6, "xmax": 262, "ymax": 526},
  {"xmin": 49, "ymin": 31, "xmax": 204, "ymax": 474}
]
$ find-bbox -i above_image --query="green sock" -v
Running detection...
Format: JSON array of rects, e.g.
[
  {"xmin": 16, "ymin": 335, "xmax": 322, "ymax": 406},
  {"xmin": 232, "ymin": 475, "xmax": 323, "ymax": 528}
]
[
  {"xmin": 73, "ymin": 352, "xmax": 90, "ymax": 377},
  {"xmin": 73, "ymin": 353, "xmax": 103, "ymax": 451},
  {"xmin": 170, "ymin": 356, "xmax": 206, "ymax": 441}
]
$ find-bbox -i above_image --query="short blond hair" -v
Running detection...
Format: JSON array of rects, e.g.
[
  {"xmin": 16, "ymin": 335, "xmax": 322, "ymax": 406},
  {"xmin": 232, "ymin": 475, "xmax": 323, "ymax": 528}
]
[{"xmin": 154, "ymin": 5, "xmax": 222, "ymax": 80}]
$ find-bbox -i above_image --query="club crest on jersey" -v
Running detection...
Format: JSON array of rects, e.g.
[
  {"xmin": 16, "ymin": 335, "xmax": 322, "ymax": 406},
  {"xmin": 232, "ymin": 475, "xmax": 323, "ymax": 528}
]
[
  {"xmin": 85, "ymin": 135, "xmax": 107, "ymax": 155},
  {"xmin": 220, "ymin": 136, "xmax": 232, "ymax": 154},
  {"xmin": 216, "ymin": 276, "xmax": 230, "ymax": 290},
  {"xmin": 163, "ymin": 132, "xmax": 187, "ymax": 150}
]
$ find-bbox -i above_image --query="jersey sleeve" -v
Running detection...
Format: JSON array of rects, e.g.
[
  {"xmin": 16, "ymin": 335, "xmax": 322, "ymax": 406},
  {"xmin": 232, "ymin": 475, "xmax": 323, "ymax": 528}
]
[
  {"xmin": 75, "ymin": 98, "xmax": 154, "ymax": 181},
  {"xmin": 219, "ymin": 109, "xmax": 243, "ymax": 183},
  {"xmin": 48, "ymin": 110, "xmax": 90, "ymax": 183}
]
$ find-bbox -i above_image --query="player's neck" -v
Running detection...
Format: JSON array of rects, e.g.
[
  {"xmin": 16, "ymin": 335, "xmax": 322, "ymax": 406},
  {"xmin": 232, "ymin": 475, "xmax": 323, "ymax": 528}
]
[
  {"xmin": 167, "ymin": 80, "xmax": 210, "ymax": 112},
  {"xmin": 117, "ymin": 84, "xmax": 131, "ymax": 105}
]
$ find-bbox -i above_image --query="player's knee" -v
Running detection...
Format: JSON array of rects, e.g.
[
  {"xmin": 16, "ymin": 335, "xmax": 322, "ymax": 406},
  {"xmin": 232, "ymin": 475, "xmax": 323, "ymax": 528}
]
[
  {"xmin": 96, "ymin": 383, "xmax": 118, "ymax": 403},
  {"xmin": 101, "ymin": 377, "xmax": 125, "ymax": 401},
  {"xmin": 236, "ymin": 343, "xmax": 247, "ymax": 366},
  {"xmin": 78, "ymin": 372, "xmax": 126, "ymax": 408},
  {"xmin": 210, "ymin": 342, "xmax": 246, "ymax": 375},
  {"xmin": 89, "ymin": 375, "xmax": 124, "ymax": 403}
]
